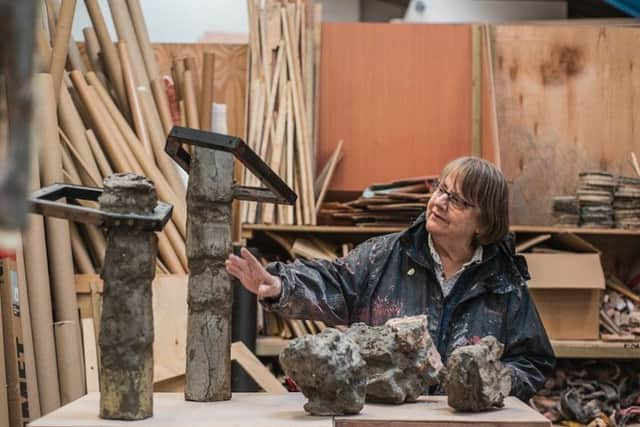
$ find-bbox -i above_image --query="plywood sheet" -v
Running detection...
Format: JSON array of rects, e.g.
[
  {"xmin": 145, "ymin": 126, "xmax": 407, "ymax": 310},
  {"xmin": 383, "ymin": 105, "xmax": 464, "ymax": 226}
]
[
  {"xmin": 493, "ymin": 24, "xmax": 640, "ymax": 225},
  {"xmin": 318, "ymin": 23, "xmax": 473, "ymax": 192}
]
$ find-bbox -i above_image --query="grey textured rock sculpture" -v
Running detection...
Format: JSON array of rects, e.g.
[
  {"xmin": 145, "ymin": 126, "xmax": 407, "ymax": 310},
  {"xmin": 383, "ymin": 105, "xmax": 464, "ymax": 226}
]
[
  {"xmin": 279, "ymin": 328, "xmax": 367, "ymax": 415},
  {"xmin": 98, "ymin": 173, "xmax": 158, "ymax": 420},
  {"xmin": 445, "ymin": 335, "xmax": 512, "ymax": 412},
  {"xmin": 345, "ymin": 315, "xmax": 444, "ymax": 404}
]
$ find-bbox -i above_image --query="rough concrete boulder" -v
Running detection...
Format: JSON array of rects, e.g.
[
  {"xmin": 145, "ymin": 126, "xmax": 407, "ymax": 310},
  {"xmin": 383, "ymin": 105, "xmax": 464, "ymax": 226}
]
[
  {"xmin": 279, "ymin": 328, "xmax": 367, "ymax": 415},
  {"xmin": 445, "ymin": 336, "xmax": 512, "ymax": 412},
  {"xmin": 345, "ymin": 315, "xmax": 444, "ymax": 404}
]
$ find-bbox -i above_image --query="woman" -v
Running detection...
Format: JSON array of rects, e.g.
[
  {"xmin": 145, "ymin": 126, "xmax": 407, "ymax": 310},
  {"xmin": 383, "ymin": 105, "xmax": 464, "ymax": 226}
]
[{"xmin": 225, "ymin": 156, "xmax": 555, "ymax": 401}]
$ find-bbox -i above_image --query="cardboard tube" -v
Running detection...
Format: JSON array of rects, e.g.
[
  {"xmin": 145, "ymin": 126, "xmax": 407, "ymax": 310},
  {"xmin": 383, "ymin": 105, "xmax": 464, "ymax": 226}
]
[
  {"xmin": 27, "ymin": 76, "xmax": 63, "ymax": 414},
  {"xmin": 69, "ymin": 71, "xmax": 133, "ymax": 173},
  {"xmin": 86, "ymin": 129, "xmax": 114, "ymax": 178},
  {"xmin": 117, "ymin": 41, "xmax": 153, "ymax": 157},
  {"xmin": 84, "ymin": 0, "xmax": 128, "ymax": 116},
  {"xmin": 49, "ymin": 0, "xmax": 76, "ymax": 102},
  {"xmin": 59, "ymin": 84, "xmax": 102, "ymax": 183},
  {"xmin": 108, "ymin": 0, "xmax": 148, "ymax": 86},
  {"xmin": 16, "ymin": 243, "xmax": 42, "ymax": 419},
  {"xmin": 82, "ymin": 27, "xmax": 105, "ymax": 76},
  {"xmin": 86, "ymin": 72, "xmax": 187, "ymax": 236},
  {"xmin": 183, "ymin": 70, "xmax": 200, "ymax": 129},
  {"xmin": 151, "ymin": 78, "xmax": 173, "ymax": 135},
  {"xmin": 84, "ymin": 224, "xmax": 106, "ymax": 269},
  {"xmin": 199, "ymin": 53, "xmax": 215, "ymax": 131},
  {"xmin": 77, "ymin": 75, "xmax": 186, "ymax": 272},
  {"xmin": 34, "ymin": 73, "xmax": 86, "ymax": 405},
  {"xmin": 140, "ymin": 88, "xmax": 187, "ymax": 201},
  {"xmin": 86, "ymin": 85, "xmax": 186, "ymax": 272},
  {"xmin": 69, "ymin": 223, "xmax": 96, "ymax": 274},
  {"xmin": 184, "ymin": 56, "xmax": 201, "ymax": 109},
  {"xmin": 53, "ymin": 321, "xmax": 86, "ymax": 403},
  {"xmin": 59, "ymin": 129, "xmax": 101, "ymax": 187},
  {"xmin": 126, "ymin": 0, "xmax": 159, "ymax": 80}
]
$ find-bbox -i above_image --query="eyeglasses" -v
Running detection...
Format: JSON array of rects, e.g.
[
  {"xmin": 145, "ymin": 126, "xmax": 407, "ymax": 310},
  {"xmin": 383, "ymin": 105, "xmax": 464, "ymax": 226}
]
[{"xmin": 433, "ymin": 183, "xmax": 476, "ymax": 210}]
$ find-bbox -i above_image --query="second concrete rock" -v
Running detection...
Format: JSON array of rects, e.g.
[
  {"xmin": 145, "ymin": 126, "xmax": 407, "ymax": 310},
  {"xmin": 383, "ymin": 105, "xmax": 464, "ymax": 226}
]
[
  {"xmin": 445, "ymin": 335, "xmax": 512, "ymax": 412},
  {"xmin": 345, "ymin": 315, "xmax": 444, "ymax": 404}
]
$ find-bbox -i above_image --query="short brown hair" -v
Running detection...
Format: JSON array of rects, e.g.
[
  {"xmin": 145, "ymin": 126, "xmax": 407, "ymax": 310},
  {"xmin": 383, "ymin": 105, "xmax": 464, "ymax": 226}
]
[{"xmin": 440, "ymin": 157, "xmax": 509, "ymax": 245}]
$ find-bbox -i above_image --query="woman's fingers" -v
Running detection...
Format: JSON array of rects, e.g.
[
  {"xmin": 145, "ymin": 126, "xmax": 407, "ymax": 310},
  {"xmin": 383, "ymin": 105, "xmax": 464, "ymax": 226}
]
[{"xmin": 241, "ymin": 247, "xmax": 263, "ymax": 270}]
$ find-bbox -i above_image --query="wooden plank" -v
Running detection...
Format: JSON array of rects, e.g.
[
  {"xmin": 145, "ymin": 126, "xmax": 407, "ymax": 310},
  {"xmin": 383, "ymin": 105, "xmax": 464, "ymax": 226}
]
[
  {"xmin": 315, "ymin": 140, "xmax": 343, "ymax": 215},
  {"xmin": 30, "ymin": 393, "xmax": 332, "ymax": 427},
  {"xmin": 471, "ymin": 24, "xmax": 482, "ymax": 158},
  {"xmin": 75, "ymin": 274, "xmax": 189, "ymax": 383},
  {"xmin": 318, "ymin": 23, "xmax": 472, "ymax": 192},
  {"xmin": 494, "ymin": 24, "xmax": 640, "ymax": 225},
  {"xmin": 81, "ymin": 318, "xmax": 99, "ymax": 392},
  {"xmin": 335, "ymin": 396, "xmax": 549, "ymax": 427},
  {"xmin": 551, "ymin": 339, "xmax": 640, "ymax": 359},
  {"xmin": 230, "ymin": 342, "xmax": 287, "ymax": 394}
]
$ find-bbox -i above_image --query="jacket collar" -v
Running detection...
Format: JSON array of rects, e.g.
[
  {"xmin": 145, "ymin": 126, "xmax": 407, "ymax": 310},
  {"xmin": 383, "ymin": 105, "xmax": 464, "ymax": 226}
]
[{"xmin": 399, "ymin": 213, "xmax": 524, "ymax": 297}]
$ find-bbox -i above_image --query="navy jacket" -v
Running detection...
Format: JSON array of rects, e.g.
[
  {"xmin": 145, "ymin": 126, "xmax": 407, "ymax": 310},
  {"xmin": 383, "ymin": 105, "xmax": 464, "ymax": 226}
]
[{"xmin": 264, "ymin": 213, "xmax": 556, "ymax": 401}]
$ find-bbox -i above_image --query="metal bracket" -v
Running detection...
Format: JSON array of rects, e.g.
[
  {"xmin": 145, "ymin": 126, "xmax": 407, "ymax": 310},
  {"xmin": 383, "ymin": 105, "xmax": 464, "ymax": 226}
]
[
  {"xmin": 30, "ymin": 183, "xmax": 173, "ymax": 231},
  {"xmin": 165, "ymin": 126, "xmax": 297, "ymax": 205}
]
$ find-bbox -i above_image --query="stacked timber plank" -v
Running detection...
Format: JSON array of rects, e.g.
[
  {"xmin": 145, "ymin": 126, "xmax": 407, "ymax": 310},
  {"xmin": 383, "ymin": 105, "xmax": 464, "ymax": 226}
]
[
  {"xmin": 319, "ymin": 177, "xmax": 436, "ymax": 227},
  {"xmin": 242, "ymin": 0, "xmax": 323, "ymax": 226},
  {"xmin": 552, "ymin": 172, "xmax": 640, "ymax": 229},
  {"xmin": 613, "ymin": 176, "xmax": 640, "ymax": 229}
]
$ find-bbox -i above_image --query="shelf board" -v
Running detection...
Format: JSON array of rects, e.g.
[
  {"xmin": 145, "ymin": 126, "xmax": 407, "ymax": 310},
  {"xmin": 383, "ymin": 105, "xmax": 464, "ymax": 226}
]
[
  {"xmin": 243, "ymin": 224, "xmax": 405, "ymax": 234},
  {"xmin": 243, "ymin": 223, "xmax": 640, "ymax": 237},
  {"xmin": 257, "ymin": 337, "xmax": 640, "ymax": 359},
  {"xmin": 550, "ymin": 339, "xmax": 640, "ymax": 359},
  {"xmin": 511, "ymin": 225, "xmax": 640, "ymax": 236}
]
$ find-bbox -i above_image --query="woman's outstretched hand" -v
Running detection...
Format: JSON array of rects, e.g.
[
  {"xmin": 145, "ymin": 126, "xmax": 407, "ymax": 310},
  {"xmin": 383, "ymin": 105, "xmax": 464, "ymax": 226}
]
[{"xmin": 225, "ymin": 247, "xmax": 282, "ymax": 299}]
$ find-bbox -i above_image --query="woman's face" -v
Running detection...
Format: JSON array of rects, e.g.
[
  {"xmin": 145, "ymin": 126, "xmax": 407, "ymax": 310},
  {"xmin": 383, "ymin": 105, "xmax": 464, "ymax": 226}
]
[{"xmin": 426, "ymin": 174, "xmax": 482, "ymax": 245}]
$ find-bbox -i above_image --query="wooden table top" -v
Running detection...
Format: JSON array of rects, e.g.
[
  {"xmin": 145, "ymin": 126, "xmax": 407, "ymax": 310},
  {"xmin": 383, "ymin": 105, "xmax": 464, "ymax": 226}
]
[{"xmin": 29, "ymin": 393, "xmax": 550, "ymax": 427}]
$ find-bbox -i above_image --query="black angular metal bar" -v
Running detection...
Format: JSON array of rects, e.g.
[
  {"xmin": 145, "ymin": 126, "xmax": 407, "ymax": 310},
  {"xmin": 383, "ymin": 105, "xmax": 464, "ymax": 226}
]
[
  {"xmin": 30, "ymin": 183, "xmax": 173, "ymax": 231},
  {"xmin": 165, "ymin": 126, "xmax": 297, "ymax": 205}
]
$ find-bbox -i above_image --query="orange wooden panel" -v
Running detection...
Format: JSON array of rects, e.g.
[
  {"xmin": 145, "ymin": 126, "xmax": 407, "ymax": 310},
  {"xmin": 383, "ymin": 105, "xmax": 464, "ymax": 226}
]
[{"xmin": 318, "ymin": 23, "xmax": 472, "ymax": 192}]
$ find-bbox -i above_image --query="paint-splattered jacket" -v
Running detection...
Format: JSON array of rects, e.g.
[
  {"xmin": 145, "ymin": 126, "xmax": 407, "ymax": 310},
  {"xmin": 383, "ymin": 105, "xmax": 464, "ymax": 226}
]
[{"xmin": 264, "ymin": 213, "xmax": 556, "ymax": 402}]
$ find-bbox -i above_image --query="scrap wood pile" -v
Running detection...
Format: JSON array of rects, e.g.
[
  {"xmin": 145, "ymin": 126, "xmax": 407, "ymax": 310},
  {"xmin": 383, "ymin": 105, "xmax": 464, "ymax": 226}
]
[
  {"xmin": 0, "ymin": 0, "xmax": 233, "ymax": 423},
  {"xmin": 241, "ymin": 0, "xmax": 329, "ymax": 226},
  {"xmin": 319, "ymin": 177, "xmax": 437, "ymax": 227},
  {"xmin": 531, "ymin": 360, "xmax": 640, "ymax": 427},
  {"xmin": 552, "ymin": 162, "xmax": 640, "ymax": 229},
  {"xmin": 600, "ymin": 276, "xmax": 640, "ymax": 342}
]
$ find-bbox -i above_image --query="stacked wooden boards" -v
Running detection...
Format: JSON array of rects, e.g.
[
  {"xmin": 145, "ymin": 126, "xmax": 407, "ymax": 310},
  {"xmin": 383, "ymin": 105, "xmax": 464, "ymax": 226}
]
[{"xmin": 241, "ymin": 0, "xmax": 324, "ymax": 226}]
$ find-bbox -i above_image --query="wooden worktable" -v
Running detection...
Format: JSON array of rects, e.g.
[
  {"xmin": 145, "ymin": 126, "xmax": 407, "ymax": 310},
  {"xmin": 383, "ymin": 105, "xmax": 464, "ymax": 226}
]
[{"xmin": 30, "ymin": 393, "xmax": 550, "ymax": 427}]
